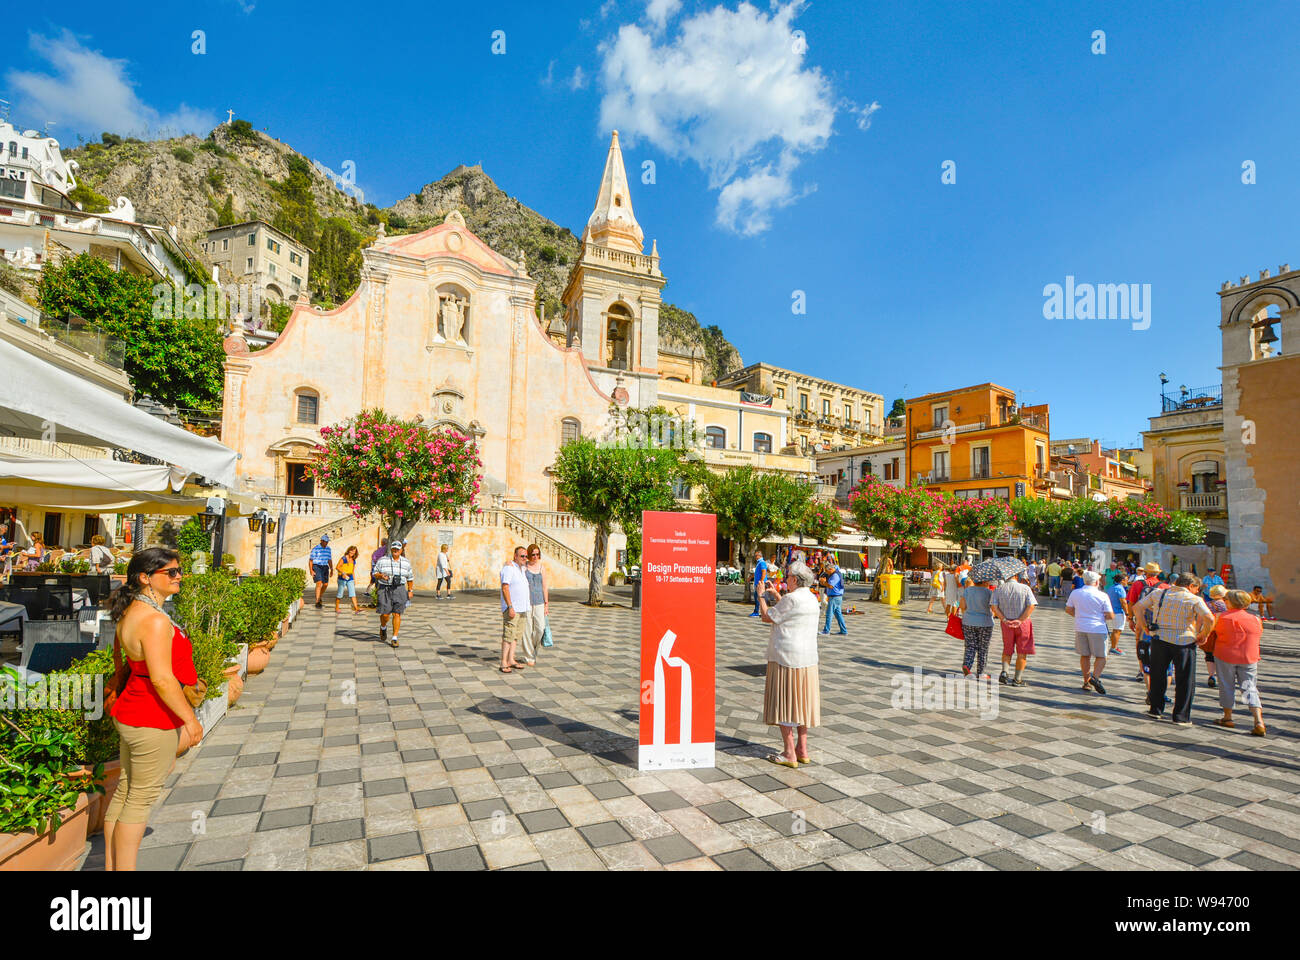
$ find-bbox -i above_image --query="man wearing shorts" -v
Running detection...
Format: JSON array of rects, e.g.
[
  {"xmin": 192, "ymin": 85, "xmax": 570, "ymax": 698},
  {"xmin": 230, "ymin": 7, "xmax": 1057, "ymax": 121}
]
[
  {"xmin": 499, "ymin": 545, "xmax": 530, "ymax": 673},
  {"xmin": 1106, "ymin": 572, "xmax": 1129, "ymax": 656},
  {"xmin": 992, "ymin": 575, "xmax": 1037, "ymax": 687},
  {"xmin": 310, "ymin": 535, "xmax": 333, "ymax": 608},
  {"xmin": 373, "ymin": 540, "xmax": 414, "ymax": 648},
  {"xmin": 1066, "ymin": 570, "xmax": 1113, "ymax": 694},
  {"xmin": 1046, "ymin": 559, "xmax": 1062, "ymax": 598}
]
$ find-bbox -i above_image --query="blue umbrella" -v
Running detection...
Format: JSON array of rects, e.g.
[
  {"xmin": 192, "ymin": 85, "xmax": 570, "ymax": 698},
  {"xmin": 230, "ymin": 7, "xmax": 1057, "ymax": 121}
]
[{"xmin": 969, "ymin": 556, "xmax": 1026, "ymax": 584}]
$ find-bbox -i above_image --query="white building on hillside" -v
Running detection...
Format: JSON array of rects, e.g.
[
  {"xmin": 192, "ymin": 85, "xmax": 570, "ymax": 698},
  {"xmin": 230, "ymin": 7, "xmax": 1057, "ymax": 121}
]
[{"xmin": 0, "ymin": 120, "xmax": 195, "ymax": 286}]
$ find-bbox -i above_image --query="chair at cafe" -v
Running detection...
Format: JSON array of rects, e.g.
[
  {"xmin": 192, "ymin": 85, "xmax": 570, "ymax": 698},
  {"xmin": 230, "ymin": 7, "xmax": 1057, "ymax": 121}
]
[{"xmin": 18, "ymin": 619, "xmax": 94, "ymax": 674}]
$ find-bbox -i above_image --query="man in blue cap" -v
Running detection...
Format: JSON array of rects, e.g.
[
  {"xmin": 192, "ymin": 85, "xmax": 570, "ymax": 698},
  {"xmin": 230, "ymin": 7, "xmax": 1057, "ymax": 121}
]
[
  {"xmin": 373, "ymin": 540, "xmax": 415, "ymax": 648},
  {"xmin": 310, "ymin": 534, "xmax": 333, "ymax": 608}
]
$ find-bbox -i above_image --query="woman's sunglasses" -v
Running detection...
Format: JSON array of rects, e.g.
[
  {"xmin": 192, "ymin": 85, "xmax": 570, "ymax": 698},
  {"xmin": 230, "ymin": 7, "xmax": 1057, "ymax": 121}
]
[{"xmin": 155, "ymin": 566, "xmax": 183, "ymax": 579}]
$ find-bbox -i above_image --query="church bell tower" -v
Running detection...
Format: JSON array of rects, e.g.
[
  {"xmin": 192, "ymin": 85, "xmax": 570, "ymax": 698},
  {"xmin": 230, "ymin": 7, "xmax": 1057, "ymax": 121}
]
[{"xmin": 561, "ymin": 131, "xmax": 666, "ymax": 408}]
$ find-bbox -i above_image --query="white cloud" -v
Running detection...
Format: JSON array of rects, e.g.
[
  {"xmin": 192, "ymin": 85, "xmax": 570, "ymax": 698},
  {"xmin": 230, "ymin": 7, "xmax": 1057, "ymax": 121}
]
[
  {"xmin": 645, "ymin": 0, "xmax": 683, "ymax": 30},
  {"xmin": 600, "ymin": 0, "xmax": 617, "ymax": 18},
  {"xmin": 715, "ymin": 152, "xmax": 812, "ymax": 236},
  {"xmin": 543, "ymin": 59, "xmax": 557, "ymax": 86},
  {"xmin": 5, "ymin": 31, "xmax": 217, "ymax": 141},
  {"xmin": 569, "ymin": 66, "xmax": 589, "ymax": 91},
  {"xmin": 850, "ymin": 100, "xmax": 882, "ymax": 131},
  {"xmin": 598, "ymin": 1, "xmax": 845, "ymax": 235}
]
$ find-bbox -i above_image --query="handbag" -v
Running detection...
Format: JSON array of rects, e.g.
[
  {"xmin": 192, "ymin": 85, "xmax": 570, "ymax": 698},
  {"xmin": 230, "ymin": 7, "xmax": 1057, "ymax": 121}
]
[
  {"xmin": 541, "ymin": 617, "xmax": 554, "ymax": 648},
  {"xmin": 945, "ymin": 613, "xmax": 965, "ymax": 640}
]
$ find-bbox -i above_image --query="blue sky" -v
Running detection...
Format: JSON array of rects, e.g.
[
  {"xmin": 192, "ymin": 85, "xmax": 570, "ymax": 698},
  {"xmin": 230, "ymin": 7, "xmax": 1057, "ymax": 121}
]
[{"xmin": 4, "ymin": 0, "xmax": 1298, "ymax": 445}]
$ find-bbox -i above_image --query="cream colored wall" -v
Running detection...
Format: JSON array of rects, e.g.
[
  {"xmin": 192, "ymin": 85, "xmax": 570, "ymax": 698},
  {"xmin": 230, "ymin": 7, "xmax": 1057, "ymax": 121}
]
[{"xmin": 223, "ymin": 221, "xmax": 618, "ymax": 512}]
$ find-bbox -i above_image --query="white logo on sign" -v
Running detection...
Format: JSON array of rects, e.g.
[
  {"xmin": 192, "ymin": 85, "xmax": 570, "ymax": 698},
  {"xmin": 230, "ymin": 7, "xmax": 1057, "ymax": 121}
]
[{"xmin": 652, "ymin": 630, "xmax": 693, "ymax": 749}]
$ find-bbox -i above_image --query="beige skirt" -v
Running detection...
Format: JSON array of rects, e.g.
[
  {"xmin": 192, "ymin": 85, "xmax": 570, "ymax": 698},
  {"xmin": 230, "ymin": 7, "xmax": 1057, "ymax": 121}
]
[{"xmin": 763, "ymin": 662, "xmax": 821, "ymax": 728}]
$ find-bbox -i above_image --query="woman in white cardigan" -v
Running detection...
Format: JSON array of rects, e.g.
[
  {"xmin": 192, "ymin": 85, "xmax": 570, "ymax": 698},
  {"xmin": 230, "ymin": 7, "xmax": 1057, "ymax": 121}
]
[{"xmin": 758, "ymin": 561, "xmax": 822, "ymax": 768}]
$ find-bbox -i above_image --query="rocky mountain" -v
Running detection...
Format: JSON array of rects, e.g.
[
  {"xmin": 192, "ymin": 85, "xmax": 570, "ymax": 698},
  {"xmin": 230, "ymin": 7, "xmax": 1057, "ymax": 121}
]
[
  {"xmin": 65, "ymin": 123, "xmax": 740, "ymax": 367},
  {"xmin": 66, "ymin": 122, "xmax": 375, "ymax": 248}
]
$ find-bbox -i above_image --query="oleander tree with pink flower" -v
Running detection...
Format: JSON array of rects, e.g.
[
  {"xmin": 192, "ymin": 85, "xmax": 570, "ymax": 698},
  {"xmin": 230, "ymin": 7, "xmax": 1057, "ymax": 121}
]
[
  {"xmin": 941, "ymin": 497, "xmax": 1014, "ymax": 556},
  {"xmin": 847, "ymin": 479, "xmax": 948, "ymax": 598},
  {"xmin": 308, "ymin": 408, "xmax": 482, "ymax": 544}
]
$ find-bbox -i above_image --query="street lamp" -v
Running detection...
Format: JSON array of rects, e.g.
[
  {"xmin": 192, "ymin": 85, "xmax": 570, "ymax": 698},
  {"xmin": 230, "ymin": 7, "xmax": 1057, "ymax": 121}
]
[{"xmin": 248, "ymin": 509, "xmax": 270, "ymax": 575}]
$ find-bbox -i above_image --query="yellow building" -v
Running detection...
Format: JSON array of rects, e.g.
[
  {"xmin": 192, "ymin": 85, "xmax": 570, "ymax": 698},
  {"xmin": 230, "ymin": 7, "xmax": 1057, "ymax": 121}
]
[
  {"xmin": 906, "ymin": 383, "xmax": 1049, "ymax": 501},
  {"xmin": 1141, "ymin": 385, "xmax": 1228, "ymax": 547},
  {"xmin": 717, "ymin": 363, "xmax": 884, "ymax": 456},
  {"xmin": 656, "ymin": 379, "xmax": 817, "ymax": 504}
]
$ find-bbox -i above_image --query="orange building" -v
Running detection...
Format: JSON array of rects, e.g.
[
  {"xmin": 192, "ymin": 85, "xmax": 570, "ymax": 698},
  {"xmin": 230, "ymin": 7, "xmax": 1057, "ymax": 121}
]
[{"xmin": 905, "ymin": 384, "xmax": 1050, "ymax": 501}]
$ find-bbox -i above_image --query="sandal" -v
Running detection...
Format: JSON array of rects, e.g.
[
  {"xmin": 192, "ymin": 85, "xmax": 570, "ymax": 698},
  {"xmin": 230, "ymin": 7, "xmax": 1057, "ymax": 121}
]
[
  {"xmin": 499, "ymin": 666, "xmax": 513, "ymax": 674},
  {"xmin": 1213, "ymin": 717, "xmax": 1235, "ymax": 728},
  {"xmin": 796, "ymin": 755, "xmax": 812, "ymax": 765},
  {"xmin": 511, "ymin": 662, "xmax": 527, "ymax": 670},
  {"xmin": 765, "ymin": 754, "xmax": 798, "ymax": 769}
]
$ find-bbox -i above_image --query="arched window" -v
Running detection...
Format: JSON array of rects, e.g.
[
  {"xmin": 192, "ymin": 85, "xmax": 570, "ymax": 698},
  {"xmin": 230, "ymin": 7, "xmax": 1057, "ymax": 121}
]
[
  {"xmin": 753, "ymin": 432, "xmax": 772, "ymax": 454},
  {"xmin": 606, "ymin": 303, "xmax": 633, "ymax": 370},
  {"xmin": 706, "ymin": 426, "xmax": 726, "ymax": 450},
  {"xmin": 561, "ymin": 417, "xmax": 581, "ymax": 445},
  {"xmin": 294, "ymin": 389, "xmax": 319, "ymax": 425}
]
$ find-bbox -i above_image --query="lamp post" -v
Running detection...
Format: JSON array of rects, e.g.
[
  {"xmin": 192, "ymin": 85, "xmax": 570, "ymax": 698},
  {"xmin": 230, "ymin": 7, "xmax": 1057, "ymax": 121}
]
[
  {"xmin": 248, "ymin": 510, "xmax": 269, "ymax": 576},
  {"xmin": 1159, "ymin": 372, "xmax": 1169, "ymax": 409}
]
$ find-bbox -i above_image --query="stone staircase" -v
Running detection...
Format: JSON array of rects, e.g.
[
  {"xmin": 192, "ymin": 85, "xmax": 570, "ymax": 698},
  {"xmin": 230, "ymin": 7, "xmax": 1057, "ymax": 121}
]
[
  {"xmin": 280, "ymin": 514, "xmax": 371, "ymax": 570},
  {"xmin": 500, "ymin": 509, "xmax": 592, "ymax": 579}
]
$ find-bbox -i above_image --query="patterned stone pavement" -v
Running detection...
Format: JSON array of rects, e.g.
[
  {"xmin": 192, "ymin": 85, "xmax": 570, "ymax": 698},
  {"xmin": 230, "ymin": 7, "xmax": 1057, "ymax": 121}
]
[{"xmin": 84, "ymin": 584, "xmax": 1300, "ymax": 871}]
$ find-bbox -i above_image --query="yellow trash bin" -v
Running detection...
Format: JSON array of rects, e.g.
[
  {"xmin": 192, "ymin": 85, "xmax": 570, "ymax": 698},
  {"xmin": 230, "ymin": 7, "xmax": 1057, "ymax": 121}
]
[{"xmin": 883, "ymin": 573, "xmax": 904, "ymax": 605}]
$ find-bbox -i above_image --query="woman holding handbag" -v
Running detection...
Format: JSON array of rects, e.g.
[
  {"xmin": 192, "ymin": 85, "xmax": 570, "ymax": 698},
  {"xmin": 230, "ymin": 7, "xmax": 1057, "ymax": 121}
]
[
  {"xmin": 1210, "ymin": 590, "xmax": 1266, "ymax": 736},
  {"xmin": 102, "ymin": 547, "xmax": 204, "ymax": 871}
]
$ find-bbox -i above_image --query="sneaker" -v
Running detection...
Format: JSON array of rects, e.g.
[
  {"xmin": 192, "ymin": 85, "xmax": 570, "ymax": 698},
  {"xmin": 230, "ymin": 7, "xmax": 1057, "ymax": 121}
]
[
  {"xmin": 999, "ymin": 671, "xmax": 1009, "ymax": 685},
  {"xmin": 1011, "ymin": 677, "xmax": 1027, "ymax": 687},
  {"xmin": 391, "ymin": 634, "xmax": 400, "ymax": 648},
  {"xmin": 835, "ymin": 631, "xmax": 848, "ymax": 636},
  {"xmin": 1208, "ymin": 676, "xmax": 1217, "ymax": 688},
  {"xmin": 1089, "ymin": 676, "xmax": 1107, "ymax": 695},
  {"xmin": 1081, "ymin": 681, "xmax": 1093, "ymax": 692},
  {"xmin": 818, "ymin": 630, "xmax": 829, "ymax": 636},
  {"xmin": 1171, "ymin": 719, "xmax": 1191, "ymax": 727},
  {"xmin": 1111, "ymin": 648, "xmax": 1124, "ymax": 656},
  {"xmin": 748, "ymin": 613, "xmax": 761, "ymax": 618},
  {"xmin": 962, "ymin": 665, "xmax": 971, "ymax": 677},
  {"xmin": 1146, "ymin": 709, "xmax": 1162, "ymax": 719},
  {"xmin": 380, "ymin": 625, "xmax": 387, "ymax": 644},
  {"xmin": 315, "ymin": 601, "xmax": 323, "ymax": 608}
]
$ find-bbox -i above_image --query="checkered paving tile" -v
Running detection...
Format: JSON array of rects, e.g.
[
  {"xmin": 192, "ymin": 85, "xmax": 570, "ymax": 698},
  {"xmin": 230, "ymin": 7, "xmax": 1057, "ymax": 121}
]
[{"xmin": 96, "ymin": 584, "xmax": 1300, "ymax": 871}]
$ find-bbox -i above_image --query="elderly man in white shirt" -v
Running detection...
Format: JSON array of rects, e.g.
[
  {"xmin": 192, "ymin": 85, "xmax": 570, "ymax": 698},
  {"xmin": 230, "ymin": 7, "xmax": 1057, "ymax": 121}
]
[
  {"xmin": 499, "ymin": 545, "xmax": 531, "ymax": 674},
  {"xmin": 757, "ymin": 561, "xmax": 822, "ymax": 768},
  {"xmin": 1066, "ymin": 570, "xmax": 1114, "ymax": 695}
]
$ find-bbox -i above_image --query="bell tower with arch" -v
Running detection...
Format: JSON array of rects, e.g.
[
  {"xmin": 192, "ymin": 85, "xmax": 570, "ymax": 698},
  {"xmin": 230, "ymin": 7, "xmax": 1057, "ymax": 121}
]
[
  {"xmin": 1218, "ymin": 264, "xmax": 1300, "ymax": 613},
  {"xmin": 561, "ymin": 131, "xmax": 666, "ymax": 409}
]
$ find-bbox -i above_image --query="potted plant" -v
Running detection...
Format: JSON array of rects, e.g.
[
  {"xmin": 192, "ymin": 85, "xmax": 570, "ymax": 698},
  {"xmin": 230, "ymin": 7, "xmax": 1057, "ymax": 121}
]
[{"xmin": 0, "ymin": 708, "xmax": 102, "ymax": 870}]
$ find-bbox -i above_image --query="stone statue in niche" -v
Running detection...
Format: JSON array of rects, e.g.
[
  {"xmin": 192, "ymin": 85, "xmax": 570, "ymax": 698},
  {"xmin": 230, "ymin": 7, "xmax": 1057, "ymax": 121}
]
[{"xmin": 438, "ymin": 293, "xmax": 467, "ymax": 344}]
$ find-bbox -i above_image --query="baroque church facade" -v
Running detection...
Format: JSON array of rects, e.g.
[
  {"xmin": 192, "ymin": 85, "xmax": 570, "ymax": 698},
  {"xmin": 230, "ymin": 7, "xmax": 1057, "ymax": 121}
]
[{"xmin": 219, "ymin": 134, "xmax": 669, "ymax": 588}]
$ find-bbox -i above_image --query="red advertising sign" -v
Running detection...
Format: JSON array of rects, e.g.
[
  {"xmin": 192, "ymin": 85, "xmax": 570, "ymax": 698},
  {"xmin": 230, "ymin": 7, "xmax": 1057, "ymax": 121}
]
[{"xmin": 639, "ymin": 511, "xmax": 716, "ymax": 771}]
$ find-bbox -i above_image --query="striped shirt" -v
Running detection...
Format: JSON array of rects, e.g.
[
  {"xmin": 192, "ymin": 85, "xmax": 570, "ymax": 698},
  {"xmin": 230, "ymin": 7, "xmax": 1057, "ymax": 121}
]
[
  {"xmin": 309, "ymin": 544, "xmax": 332, "ymax": 567},
  {"xmin": 373, "ymin": 556, "xmax": 414, "ymax": 587},
  {"xmin": 1131, "ymin": 587, "xmax": 1211, "ymax": 646}
]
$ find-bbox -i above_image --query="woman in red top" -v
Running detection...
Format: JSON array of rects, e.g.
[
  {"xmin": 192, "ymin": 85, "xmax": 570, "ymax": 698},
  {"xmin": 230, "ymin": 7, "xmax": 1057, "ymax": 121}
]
[
  {"xmin": 103, "ymin": 547, "xmax": 203, "ymax": 871},
  {"xmin": 1210, "ymin": 590, "xmax": 1266, "ymax": 737}
]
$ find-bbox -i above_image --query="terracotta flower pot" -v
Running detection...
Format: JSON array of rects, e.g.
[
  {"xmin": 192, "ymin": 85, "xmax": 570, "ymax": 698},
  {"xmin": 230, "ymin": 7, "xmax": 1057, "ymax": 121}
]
[
  {"xmin": 246, "ymin": 643, "xmax": 270, "ymax": 677},
  {"xmin": 0, "ymin": 792, "xmax": 91, "ymax": 871},
  {"xmin": 74, "ymin": 760, "xmax": 122, "ymax": 838},
  {"xmin": 223, "ymin": 664, "xmax": 244, "ymax": 705}
]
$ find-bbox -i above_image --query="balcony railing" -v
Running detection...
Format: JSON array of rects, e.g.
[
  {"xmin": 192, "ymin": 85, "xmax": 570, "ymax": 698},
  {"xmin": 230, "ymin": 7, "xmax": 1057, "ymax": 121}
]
[
  {"xmin": 1162, "ymin": 385, "xmax": 1222, "ymax": 413},
  {"xmin": 1179, "ymin": 491, "xmax": 1225, "ymax": 512},
  {"xmin": 915, "ymin": 462, "xmax": 1032, "ymax": 486},
  {"xmin": 915, "ymin": 418, "xmax": 987, "ymax": 440}
]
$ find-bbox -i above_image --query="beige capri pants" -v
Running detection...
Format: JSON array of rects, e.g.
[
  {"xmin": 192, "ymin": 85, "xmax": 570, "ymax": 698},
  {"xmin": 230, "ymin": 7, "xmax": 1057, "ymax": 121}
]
[{"xmin": 104, "ymin": 719, "xmax": 180, "ymax": 825}]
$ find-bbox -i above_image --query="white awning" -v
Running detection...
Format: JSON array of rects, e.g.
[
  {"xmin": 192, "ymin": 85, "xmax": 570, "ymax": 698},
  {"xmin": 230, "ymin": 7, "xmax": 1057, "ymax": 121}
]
[
  {"xmin": 0, "ymin": 338, "xmax": 238, "ymax": 485},
  {"xmin": 0, "ymin": 455, "xmax": 209, "ymax": 514}
]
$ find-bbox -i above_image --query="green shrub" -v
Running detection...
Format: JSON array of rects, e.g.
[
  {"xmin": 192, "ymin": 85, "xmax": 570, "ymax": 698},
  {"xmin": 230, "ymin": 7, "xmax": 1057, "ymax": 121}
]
[
  {"xmin": 3, "ymin": 651, "xmax": 118, "ymax": 767},
  {"xmin": 176, "ymin": 517, "xmax": 211, "ymax": 556},
  {"xmin": 228, "ymin": 119, "xmax": 256, "ymax": 143},
  {"xmin": 222, "ymin": 576, "xmax": 287, "ymax": 648},
  {"xmin": 68, "ymin": 183, "xmax": 110, "ymax": 213},
  {"xmin": 274, "ymin": 567, "xmax": 308, "ymax": 606},
  {"xmin": 171, "ymin": 146, "xmax": 195, "ymax": 164},
  {"xmin": 539, "ymin": 245, "xmax": 558, "ymax": 264},
  {"xmin": 199, "ymin": 140, "xmax": 229, "ymax": 158},
  {"xmin": 0, "ymin": 700, "xmax": 104, "ymax": 836},
  {"xmin": 206, "ymin": 169, "xmax": 224, "ymax": 191},
  {"xmin": 101, "ymin": 132, "xmax": 122, "ymax": 147}
]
